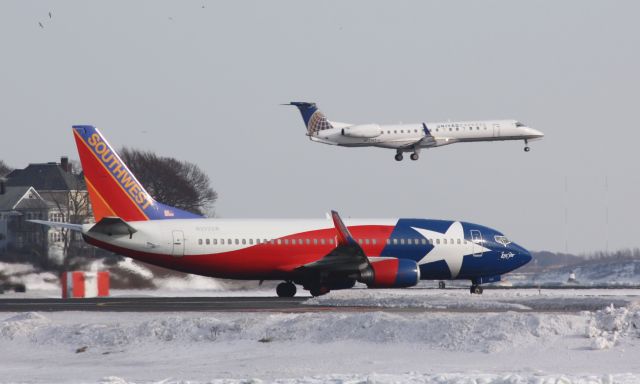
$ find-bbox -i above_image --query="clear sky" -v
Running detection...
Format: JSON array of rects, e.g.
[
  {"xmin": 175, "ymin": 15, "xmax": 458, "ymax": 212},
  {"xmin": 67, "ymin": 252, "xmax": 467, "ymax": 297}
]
[{"xmin": 1, "ymin": 1, "xmax": 639, "ymax": 254}]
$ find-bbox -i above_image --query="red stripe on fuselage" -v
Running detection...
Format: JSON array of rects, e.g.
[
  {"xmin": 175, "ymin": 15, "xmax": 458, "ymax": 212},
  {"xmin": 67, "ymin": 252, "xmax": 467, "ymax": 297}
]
[{"xmin": 84, "ymin": 225, "xmax": 396, "ymax": 280}]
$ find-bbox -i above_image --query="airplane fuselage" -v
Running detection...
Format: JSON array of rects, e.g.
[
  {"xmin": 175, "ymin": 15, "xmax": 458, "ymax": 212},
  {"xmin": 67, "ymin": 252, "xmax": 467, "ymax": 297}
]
[
  {"xmin": 311, "ymin": 119, "xmax": 544, "ymax": 150},
  {"xmin": 82, "ymin": 217, "xmax": 531, "ymax": 283}
]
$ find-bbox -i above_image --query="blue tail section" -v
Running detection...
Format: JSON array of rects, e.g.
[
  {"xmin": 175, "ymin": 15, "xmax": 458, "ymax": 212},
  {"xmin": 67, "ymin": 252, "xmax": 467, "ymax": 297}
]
[{"xmin": 287, "ymin": 101, "xmax": 334, "ymax": 135}]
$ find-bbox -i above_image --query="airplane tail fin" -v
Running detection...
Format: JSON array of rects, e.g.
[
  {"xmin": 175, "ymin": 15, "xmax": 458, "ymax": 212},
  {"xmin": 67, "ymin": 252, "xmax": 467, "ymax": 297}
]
[
  {"xmin": 286, "ymin": 102, "xmax": 334, "ymax": 136},
  {"xmin": 72, "ymin": 125, "xmax": 202, "ymax": 222}
]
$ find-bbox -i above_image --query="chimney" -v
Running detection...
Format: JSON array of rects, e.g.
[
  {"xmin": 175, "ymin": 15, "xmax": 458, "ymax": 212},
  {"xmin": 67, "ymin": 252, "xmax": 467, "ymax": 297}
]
[
  {"xmin": 60, "ymin": 156, "xmax": 70, "ymax": 172},
  {"xmin": 0, "ymin": 179, "xmax": 5, "ymax": 195}
]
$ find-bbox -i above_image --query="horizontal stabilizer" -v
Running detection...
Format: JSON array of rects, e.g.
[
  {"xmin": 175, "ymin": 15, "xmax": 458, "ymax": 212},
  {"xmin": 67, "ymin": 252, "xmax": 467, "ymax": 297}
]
[
  {"xmin": 28, "ymin": 220, "xmax": 83, "ymax": 232},
  {"xmin": 88, "ymin": 217, "xmax": 137, "ymax": 237}
]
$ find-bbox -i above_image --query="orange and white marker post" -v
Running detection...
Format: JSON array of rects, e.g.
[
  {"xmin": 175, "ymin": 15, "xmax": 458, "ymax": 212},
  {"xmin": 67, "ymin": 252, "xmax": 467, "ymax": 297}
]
[{"xmin": 61, "ymin": 271, "xmax": 109, "ymax": 298}]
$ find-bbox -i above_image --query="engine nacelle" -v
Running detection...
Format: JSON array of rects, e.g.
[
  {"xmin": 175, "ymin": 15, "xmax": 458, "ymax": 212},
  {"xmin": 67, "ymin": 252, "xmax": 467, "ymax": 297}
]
[
  {"xmin": 341, "ymin": 124, "xmax": 382, "ymax": 139},
  {"xmin": 362, "ymin": 258, "xmax": 421, "ymax": 288}
]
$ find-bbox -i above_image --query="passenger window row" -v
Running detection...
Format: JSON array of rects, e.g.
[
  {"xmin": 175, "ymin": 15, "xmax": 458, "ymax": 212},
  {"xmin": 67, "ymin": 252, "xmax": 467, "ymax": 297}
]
[
  {"xmin": 196, "ymin": 237, "xmax": 468, "ymax": 246},
  {"xmin": 197, "ymin": 238, "xmax": 338, "ymax": 246},
  {"xmin": 381, "ymin": 129, "xmax": 421, "ymax": 135},
  {"xmin": 434, "ymin": 126, "xmax": 486, "ymax": 132}
]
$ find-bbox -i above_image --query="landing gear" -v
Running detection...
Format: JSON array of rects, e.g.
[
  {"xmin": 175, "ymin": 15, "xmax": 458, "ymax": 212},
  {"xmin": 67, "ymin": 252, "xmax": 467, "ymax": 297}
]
[
  {"xmin": 410, "ymin": 153, "xmax": 419, "ymax": 161},
  {"xmin": 395, "ymin": 152, "xmax": 404, "ymax": 161},
  {"xmin": 470, "ymin": 285, "xmax": 483, "ymax": 294},
  {"xmin": 438, "ymin": 281, "xmax": 446, "ymax": 289},
  {"xmin": 309, "ymin": 286, "xmax": 330, "ymax": 297},
  {"xmin": 524, "ymin": 139, "xmax": 530, "ymax": 152},
  {"xmin": 276, "ymin": 281, "xmax": 297, "ymax": 297}
]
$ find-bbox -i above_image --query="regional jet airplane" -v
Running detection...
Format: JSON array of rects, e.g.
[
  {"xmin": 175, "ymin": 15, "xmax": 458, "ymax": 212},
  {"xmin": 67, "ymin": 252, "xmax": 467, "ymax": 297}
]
[
  {"xmin": 32, "ymin": 126, "xmax": 532, "ymax": 297},
  {"xmin": 287, "ymin": 102, "xmax": 544, "ymax": 161}
]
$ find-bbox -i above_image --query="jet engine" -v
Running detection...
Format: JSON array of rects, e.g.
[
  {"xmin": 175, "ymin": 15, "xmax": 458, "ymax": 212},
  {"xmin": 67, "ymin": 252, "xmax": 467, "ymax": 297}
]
[
  {"xmin": 360, "ymin": 258, "xmax": 421, "ymax": 288},
  {"xmin": 341, "ymin": 124, "xmax": 382, "ymax": 139}
]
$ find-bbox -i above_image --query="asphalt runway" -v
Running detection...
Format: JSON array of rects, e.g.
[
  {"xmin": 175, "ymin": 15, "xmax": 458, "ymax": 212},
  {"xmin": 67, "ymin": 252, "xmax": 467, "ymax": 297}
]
[{"xmin": 0, "ymin": 295, "xmax": 632, "ymax": 313}]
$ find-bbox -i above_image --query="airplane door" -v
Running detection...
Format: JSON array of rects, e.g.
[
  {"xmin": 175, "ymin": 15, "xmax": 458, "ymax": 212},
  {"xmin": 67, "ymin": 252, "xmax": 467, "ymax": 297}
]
[
  {"xmin": 470, "ymin": 230, "xmax": 483, "ymax": 257},
  {"xmin": 492, "ymin": 123, "xmax": 500, "ymax": 137},
  {"xmin": 172, "ymin": 230, "xmax": 185, "ymax": 257}
]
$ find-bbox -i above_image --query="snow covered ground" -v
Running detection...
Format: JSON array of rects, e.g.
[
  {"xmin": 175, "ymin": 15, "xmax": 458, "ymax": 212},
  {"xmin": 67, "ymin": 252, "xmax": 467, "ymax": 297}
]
[{"xmin": 2, "ymin": 289, "xmax": 640, "ymax": 383}]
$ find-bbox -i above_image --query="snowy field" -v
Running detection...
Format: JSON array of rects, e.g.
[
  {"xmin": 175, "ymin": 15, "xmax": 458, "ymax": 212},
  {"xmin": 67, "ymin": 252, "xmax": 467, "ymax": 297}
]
[{"xmin": 1, "ymin": 289, "xmax": 640, "ymax": 383}]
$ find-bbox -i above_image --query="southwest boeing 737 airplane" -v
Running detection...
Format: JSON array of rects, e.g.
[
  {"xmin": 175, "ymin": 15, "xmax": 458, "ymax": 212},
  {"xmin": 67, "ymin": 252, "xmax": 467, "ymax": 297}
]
[
  {"xmin": 287, "ymin": 102, "xmax": 544, "ymax": 161},
  {"xmin": 33, "ymin": 126, "xmax": 532, "ymax": 297}
]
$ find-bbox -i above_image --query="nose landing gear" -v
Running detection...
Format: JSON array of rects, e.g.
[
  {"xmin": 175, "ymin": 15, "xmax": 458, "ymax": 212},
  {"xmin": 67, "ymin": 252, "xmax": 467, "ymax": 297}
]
[
  {"xmin": 470, "ymin": 285, "xmax": 484, "ymax": 294},
  {"xmin": 524, "ymin": 139, "xmax": 531, "ymax": 152}
]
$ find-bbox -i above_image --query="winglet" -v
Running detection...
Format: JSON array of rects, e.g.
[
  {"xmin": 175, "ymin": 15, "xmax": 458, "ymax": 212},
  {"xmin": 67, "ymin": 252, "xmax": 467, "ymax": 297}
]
[
  {"xmin": 331, "ymin": 210, "xmax": 355, "ymax": 246},
  {"xmin": 422, "ymin": 122, "xmax": 431, "ymax": 136}
]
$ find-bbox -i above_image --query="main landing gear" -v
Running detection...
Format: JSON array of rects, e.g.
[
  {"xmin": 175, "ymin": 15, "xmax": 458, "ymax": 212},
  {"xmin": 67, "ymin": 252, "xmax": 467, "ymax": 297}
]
[
  {"xmin": 470, "ymin": 285, "xmax": 484, "ymax": 294},
  {"xmin": 276, "ymin": 281, "xmax": 297, "ymax": 297},
  {"xmin": 524, "ymin": 139, "xmax": 531, "ymax": 152},
  {"xmin": 395, "ymin": 149, "xmax": 420, "ymax": 161},
  {"xmin": 438, "ymin": 281, "xmax": 446, "ymax": 289},
  {"xmin": 309, "ymin": 286, "xmax": 330, "ymax": 297}
]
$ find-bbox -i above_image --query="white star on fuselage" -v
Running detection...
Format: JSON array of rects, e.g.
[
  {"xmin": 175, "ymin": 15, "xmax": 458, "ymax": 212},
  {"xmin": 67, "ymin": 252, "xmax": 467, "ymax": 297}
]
[{"xmin": 411, "ymin": 222, "xmax": 491, "ymax": 278}]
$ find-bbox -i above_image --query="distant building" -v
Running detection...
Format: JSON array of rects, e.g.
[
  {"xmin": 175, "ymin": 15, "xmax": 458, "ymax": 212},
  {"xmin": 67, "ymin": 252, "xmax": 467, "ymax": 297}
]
[
  {"xmin": 0, "ymin": 185, "xmax": 52, "ymax": 259},
  {"xmin": 2, "ymin": 157, "xmax": 92, "ymax": 263}
]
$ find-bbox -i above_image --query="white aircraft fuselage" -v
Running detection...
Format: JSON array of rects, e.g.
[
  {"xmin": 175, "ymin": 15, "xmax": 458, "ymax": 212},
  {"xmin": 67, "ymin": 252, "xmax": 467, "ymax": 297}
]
[{"xmin": 288, "ymin": 102, "xmax": 544, "ymax": 161}]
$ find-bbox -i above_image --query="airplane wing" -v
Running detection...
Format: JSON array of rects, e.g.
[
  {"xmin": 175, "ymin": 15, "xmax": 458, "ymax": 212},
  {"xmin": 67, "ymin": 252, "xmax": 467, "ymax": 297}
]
[
  {"xmin": 295, "ymin": 210, "xmax": 370, "ymax": 275},
  {"xmin": 393, "ymin": 123, "xmax": 438, "ymax": 150},
  {"xmin": 28, "ymin": 220, "xmax": 83, "ymax": 232}
]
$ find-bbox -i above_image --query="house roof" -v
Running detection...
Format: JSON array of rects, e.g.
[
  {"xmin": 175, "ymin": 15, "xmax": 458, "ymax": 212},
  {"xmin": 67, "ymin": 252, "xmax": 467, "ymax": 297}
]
[
  {"xmin": 0, "ymin": 186, "xmax": 47, "ymax": 211},
  {"xmin": 5, "ymin": 163, "xmax": 84, "ymax": 191}
]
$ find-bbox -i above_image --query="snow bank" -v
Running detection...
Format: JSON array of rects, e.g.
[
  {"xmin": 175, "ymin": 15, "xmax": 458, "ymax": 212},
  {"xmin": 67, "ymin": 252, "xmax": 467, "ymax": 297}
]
[
  {"xmin": 0, "ymin": 261, "xmax": 59, "ymax": 291},
  {"xmin": 1, "ymin": 308, "xmax": 639, "ymax": 383},
  {"xmin": 305, "ymin": 289, "xmax": 532, "ymax": 311},
  {"xmin": 98, "ymin": 373, "xmax": 638, "ymax": 384},
  {"xmin": 0, "ymin": 310, "xmax": 584, "ymax": 354},
  {"xmin": 0, "ymin": 312, "xmax": 49, "ymax": 339},
  {"xmin": 586, "ymin": 303, "xmax": 640, "ymax": 350}
]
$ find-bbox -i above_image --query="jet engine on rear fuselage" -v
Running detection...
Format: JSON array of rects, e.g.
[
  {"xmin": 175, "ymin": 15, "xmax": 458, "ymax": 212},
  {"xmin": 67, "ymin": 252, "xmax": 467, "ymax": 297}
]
[
  {"xmin": 360, "ymin": 258, "xmax": 421, "ymax": 288},
  {"xmin": 341, "ymin": 124, "xmax": 382, "ymax": 139}
]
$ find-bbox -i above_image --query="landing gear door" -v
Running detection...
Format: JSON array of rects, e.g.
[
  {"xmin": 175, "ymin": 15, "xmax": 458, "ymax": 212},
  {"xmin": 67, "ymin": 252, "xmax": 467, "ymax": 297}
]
[
  {"xmin": 470, "ymin": 230, "xmax": 483, "ymax": 257},
  {"xmin": 172, "ymin": 230, "xmax": 185, "ymax": 257}
]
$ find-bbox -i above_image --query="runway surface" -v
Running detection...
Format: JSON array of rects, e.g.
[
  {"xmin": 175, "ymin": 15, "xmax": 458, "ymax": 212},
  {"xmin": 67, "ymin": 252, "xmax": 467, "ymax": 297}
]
[{"xmin": 0, "ymin": 294, "xmax": 632, "ymax": 313}]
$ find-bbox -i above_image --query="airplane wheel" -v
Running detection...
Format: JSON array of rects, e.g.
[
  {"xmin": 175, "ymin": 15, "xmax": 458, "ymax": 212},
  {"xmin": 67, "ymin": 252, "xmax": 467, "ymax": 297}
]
[
  {"xmin": 276, "ymin": 282, "xmax": 296, "ymax": 297},
  {"xmin": 438, "ymin": 281, "xmax": 445, "ymax": 289},
  {"xmin": 524, "ymin": 147, "xmax": 531, "ymax": 152},
  {"xmin": 470, "ymin": 285, "xmax": 483, "ymax": 294},
  {"xmin": 309, "ymin": 286, "xmax": 329, "ymax": 297},
  {"xmin": 410, "ymin": 153, "xmax": 419, "ymax": 161},
  {"xmin": 395, "ymin": 153, "xmax": 403, "ymax": 161}
]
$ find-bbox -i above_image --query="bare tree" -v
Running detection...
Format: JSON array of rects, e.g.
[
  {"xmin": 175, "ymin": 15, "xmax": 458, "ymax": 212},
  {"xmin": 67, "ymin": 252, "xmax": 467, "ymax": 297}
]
[
  {"xmin": 41, "ymin": 174, "xmax": 91, "ymax": 261},
  {"xmin": 119, "ymin": 148, "xmax": 217, "ymax": 216},
  {"xmin": 0, "ymin": 160, "xmax": 11, "ymax": 177}
]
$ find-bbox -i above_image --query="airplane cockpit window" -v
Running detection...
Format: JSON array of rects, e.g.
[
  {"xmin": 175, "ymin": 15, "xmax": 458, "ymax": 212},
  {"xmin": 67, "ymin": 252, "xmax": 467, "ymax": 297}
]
[
  {"xmin": 494, "ymin": 235, "xmax": 511, "ymax": 246},
  {"xmin": 515, "ymin": 121, "xmax": 526, "ymax": 127}
]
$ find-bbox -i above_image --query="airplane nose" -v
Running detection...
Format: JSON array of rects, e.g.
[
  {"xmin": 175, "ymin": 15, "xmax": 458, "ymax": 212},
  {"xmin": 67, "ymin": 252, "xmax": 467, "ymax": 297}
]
[
  {"xmin": 526, "ymin": 127, "xmax": 544, "ymax": 139},
  {"xmin": 515, "ymin": 245, "xmax": 533, "ymax": 266}
]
